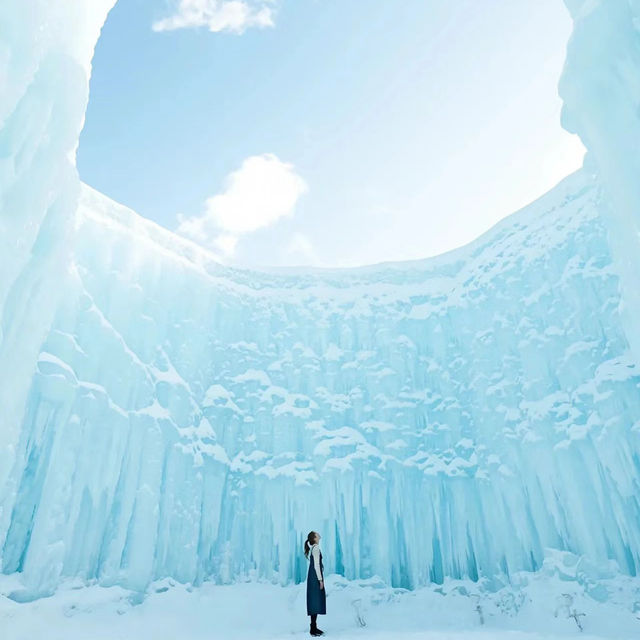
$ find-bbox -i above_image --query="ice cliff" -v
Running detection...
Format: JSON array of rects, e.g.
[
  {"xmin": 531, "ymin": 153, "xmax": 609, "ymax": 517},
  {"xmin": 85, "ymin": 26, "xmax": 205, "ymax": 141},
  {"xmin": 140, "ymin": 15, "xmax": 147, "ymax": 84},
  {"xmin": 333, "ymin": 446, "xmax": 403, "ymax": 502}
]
[
  {"xmin": 0, "ymin": 0, "xmax": 117, "ymax": 555},
  {"xmin": 559, "ymin": 0, "xmax": 640, "ymax": 361},
  {"xmin": 1, "ymin": 0, "xmax": 640, "ymax": 601}
]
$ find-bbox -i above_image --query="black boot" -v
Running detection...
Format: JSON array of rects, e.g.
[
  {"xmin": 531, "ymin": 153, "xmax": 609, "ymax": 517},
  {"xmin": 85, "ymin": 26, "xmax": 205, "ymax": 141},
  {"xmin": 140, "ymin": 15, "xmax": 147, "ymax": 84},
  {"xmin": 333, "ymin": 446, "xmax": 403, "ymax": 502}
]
[{"xmin": 310, "ymin": 616, "xmax": 324, "ymax": 636}]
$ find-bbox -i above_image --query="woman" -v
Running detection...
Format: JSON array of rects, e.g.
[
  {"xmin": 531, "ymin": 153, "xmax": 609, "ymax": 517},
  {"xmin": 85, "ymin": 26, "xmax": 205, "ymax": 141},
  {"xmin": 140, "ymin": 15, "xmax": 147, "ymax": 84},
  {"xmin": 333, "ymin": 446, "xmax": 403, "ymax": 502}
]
[{"xmin": 304, "ymin": 530, "xmax": 326, "ymax": 636}]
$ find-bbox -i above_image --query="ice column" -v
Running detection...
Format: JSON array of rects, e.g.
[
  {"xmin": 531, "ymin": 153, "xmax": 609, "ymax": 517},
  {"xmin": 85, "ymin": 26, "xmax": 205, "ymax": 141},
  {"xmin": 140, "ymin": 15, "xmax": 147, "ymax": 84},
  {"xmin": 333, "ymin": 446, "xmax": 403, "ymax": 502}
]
[
  {"xmin": 559, "ymin": 0, "xmax": 640, "ymax": 362},
  {"xmin": 0, "ymin": 1, "xmax": 116, "ymax": 551}
]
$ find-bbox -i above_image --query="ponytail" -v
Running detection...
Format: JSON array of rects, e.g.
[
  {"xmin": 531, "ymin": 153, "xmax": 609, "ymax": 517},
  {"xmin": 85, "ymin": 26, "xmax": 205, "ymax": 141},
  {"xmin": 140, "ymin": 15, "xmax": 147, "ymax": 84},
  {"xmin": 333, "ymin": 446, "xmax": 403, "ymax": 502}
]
[{"xmin": 304, "ymin": 531, "xmax": 316, "ymax": 558}]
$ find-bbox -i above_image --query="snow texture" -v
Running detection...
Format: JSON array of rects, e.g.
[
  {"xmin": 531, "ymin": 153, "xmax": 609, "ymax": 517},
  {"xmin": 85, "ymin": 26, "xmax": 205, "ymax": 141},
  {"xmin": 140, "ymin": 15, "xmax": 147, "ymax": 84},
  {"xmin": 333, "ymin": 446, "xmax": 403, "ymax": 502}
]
[
  {"xmin": 0, "ymin": 0, "xmax": 640, "ymax": 622},
  {"xmin": 2, "ymin": 551, "xmax": 640, "ymax": 639}
]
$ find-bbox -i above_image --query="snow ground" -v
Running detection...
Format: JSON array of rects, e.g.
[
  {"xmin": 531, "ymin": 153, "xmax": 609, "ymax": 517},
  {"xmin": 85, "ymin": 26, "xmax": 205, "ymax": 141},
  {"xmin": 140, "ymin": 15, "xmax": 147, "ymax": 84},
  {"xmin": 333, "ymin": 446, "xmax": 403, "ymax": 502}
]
[{"xmin": 2, "ymin": 570, "xmax": 639, "ymax": 640}]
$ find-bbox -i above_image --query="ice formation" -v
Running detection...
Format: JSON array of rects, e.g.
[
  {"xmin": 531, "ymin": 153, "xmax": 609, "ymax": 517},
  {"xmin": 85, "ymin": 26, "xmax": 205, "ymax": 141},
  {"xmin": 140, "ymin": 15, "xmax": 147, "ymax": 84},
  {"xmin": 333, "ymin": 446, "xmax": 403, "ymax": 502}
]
[
  {"xmin": 559, "ymin": 0, "xmax": 640, "ymax": 361},
  {"xmin": 0, "ymin": 0, "xmax": 116, "ymax": 520},
  {"xmin": 1, "ymin": 0, "xmax": 639, "ymax": 603}
]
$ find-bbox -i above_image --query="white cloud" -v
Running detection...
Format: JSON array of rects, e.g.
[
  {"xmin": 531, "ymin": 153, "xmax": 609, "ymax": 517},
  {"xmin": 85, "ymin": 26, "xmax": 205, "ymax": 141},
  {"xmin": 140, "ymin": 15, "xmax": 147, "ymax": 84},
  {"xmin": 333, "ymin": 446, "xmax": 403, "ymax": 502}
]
[
  {"xmin": 212, "ymin": 232, "xmax": 240, "ymax": 256},
  {"xmin": 152, "ymin": 0, "xmax": 275, "ymax": 34},
  {"xmin": 176, "ymin": 153, "xmax": 307, "ymax": 257}
]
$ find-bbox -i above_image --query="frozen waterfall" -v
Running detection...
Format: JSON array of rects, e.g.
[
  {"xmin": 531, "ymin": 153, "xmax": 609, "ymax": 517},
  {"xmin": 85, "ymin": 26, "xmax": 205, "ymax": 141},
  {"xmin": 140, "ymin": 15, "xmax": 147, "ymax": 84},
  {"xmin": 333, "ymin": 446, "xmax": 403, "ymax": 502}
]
[{"xmin": 1, "ymin": 0, "xmax": 640, "ymax": 602}]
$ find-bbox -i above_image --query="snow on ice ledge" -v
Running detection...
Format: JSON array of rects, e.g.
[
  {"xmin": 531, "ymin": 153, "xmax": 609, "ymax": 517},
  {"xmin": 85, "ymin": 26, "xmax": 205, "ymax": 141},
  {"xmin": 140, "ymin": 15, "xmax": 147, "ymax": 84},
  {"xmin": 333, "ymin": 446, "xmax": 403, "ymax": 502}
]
[{"xmin": 0, "ymin": 0, "xmax": 639, "ymax": 620}]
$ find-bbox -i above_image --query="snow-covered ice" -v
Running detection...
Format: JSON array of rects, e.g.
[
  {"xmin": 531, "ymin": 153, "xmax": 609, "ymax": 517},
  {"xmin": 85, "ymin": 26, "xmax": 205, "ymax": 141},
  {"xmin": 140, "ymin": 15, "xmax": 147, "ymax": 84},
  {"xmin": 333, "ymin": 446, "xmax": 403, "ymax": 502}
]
[
  {"xmin": 2, "ymin": 551, "xmax": 640, "ymax": 640},
  {"xmin": 1, "ymin": 0, "xmax": 640, "ymax": 638},
  {"xmin": 6, "ymin": 165, "xmax": 640, "ymax": 604},
  {"xmin": 559, "ymin": 0, "xmax": 640, "ymax": 363}
]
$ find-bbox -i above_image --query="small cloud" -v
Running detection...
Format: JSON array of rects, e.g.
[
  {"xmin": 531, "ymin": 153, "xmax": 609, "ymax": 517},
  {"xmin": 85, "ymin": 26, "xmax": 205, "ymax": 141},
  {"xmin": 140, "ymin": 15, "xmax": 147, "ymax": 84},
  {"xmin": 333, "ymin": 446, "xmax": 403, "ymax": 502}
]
[
  {"xmin": 176, "ymin": 153, "xmax": 307, "ymax": 257},
  {"xmin": 152, "ymin": 0, "xmax": 276, "ymax": 34},
  {"xmin": 205, "ymin": 154, "xmax": 307, "ymax": 234}
]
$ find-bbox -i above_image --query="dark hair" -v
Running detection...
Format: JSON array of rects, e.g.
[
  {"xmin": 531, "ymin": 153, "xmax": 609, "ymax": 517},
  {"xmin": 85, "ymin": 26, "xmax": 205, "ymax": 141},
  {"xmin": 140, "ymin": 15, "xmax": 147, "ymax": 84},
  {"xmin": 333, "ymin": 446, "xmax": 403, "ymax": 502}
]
[{"xmin": 304, "ymin": 531, "xmax": 317, "ymax": 558}]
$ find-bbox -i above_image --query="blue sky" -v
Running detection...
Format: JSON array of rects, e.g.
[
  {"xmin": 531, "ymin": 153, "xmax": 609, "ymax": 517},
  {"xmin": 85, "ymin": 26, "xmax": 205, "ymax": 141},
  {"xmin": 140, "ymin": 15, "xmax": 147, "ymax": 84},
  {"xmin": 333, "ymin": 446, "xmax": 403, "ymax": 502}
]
[{"xmin": 78, "ymin": 0, "xmax": 585, "ymax": 268}]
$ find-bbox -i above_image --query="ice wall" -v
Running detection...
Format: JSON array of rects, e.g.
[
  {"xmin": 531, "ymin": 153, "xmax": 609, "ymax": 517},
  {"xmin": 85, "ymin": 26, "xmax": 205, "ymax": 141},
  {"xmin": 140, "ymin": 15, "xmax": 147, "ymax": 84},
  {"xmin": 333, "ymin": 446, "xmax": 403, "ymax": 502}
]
[
  {"xmin": 3, "ymin": 170, "xmax": 640, "ymax": 600},
  {"xmin": 559, "ymin": 0, "xmax": 640, "ymax": 362},
  {"xmin": 1, "ymin": 0, "xmax": 640, "ymax": 603},
  {"xmin": 0, "ymin": 0, "xmax": 116, "ymax": 543}
]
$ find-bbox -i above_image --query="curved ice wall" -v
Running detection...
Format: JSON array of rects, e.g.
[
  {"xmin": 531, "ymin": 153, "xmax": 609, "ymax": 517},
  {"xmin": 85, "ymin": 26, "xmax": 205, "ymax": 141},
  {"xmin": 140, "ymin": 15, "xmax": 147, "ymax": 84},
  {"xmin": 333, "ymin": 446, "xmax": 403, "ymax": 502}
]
[
  {"xmin": 559, "ymin": 0, "xmax": 640, "ymax": 361},
  {"xmin": 1, "ymin": 1, "xmax": 640, "ymax": 600},
  {"xmin": 3, "ymin": 173, "xmax": 640, "ymax": 599}
]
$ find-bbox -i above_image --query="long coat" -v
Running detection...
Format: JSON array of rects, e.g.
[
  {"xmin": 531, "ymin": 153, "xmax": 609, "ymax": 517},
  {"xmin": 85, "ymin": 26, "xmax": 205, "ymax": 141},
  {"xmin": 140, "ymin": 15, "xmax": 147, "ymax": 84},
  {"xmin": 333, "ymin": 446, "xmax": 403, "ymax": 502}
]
[{"xmin": 306, "ymin": 545, "xmax": 327, "ymax": 615}]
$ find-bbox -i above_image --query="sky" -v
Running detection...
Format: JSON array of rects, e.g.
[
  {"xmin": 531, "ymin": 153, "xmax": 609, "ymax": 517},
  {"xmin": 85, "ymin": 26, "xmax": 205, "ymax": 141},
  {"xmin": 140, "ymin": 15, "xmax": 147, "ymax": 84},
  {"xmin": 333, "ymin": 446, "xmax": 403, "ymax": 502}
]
[{"xmin": 78, "ymin": 0, "xmax": 586, "ymax": 269}]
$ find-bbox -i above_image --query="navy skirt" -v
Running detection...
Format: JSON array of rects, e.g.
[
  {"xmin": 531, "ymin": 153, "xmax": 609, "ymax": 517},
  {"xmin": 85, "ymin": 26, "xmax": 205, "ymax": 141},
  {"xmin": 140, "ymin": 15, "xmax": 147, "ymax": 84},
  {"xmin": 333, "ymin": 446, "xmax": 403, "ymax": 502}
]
[{"xmin": 306, "ymin": 549, "xmax": 327, "ymax": 615}]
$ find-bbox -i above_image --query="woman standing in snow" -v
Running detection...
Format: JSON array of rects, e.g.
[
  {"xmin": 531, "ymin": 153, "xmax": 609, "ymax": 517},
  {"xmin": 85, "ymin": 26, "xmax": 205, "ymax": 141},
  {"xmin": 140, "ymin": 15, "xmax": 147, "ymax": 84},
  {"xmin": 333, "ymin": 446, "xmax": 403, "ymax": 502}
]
[{"xmin": 304, "ymin": 531, "xmax": 326, "ymax": 636}]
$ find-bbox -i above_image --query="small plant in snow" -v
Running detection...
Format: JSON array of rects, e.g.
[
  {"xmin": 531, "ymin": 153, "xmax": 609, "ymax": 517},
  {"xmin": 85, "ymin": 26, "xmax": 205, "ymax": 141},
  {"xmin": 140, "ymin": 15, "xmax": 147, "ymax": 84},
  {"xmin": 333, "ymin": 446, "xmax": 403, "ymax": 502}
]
[
  {"xmin": 494, "ymin": 590, "xmax": 525, "ymax": 616},
  {"xmin": 554, "ymin": 593, "xmax": 572, "ymax": 618},
  {"xmin": 351, "ymin": 598, "xmax": 367, "ymax": 627},
  {"xmin": 554, "ymin": 593, "xmax": 586, "ymax": 631},
  {"xmin": 570, "ymin": 608, "xmax": 586, "ymax": 631},
  {"xmin": 471, "ymin": 594, "xmax": 484, "ymax": 625}
]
